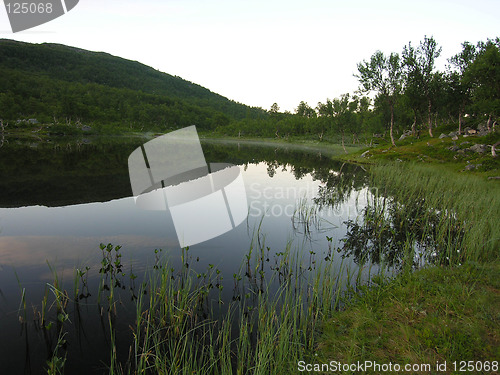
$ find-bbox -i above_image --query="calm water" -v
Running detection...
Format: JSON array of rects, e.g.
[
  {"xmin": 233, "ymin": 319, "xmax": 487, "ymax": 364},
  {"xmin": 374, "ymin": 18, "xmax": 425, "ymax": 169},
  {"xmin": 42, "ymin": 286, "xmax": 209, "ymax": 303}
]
[{"xmin": 0, "ymin": 135, "xmax": 388, "ymax": 373}]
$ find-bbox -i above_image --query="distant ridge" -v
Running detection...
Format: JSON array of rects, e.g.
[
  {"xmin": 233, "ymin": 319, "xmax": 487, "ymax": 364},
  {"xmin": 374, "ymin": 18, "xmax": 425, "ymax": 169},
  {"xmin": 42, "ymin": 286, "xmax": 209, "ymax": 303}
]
[{"xmin": 0, "ymin": 39, "xmax": 266, "ymax": 131}]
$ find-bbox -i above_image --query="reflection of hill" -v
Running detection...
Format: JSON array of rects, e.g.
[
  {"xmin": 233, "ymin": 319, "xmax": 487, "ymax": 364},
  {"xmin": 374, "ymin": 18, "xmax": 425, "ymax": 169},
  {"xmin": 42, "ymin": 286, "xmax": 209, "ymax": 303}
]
[
  {"xmin": 0, "ymin": 138, "xmax": 367, "ymax": 208},
  {"xmin": 0, "ymin": 137, "xmax": 141, "ymax": 207}
]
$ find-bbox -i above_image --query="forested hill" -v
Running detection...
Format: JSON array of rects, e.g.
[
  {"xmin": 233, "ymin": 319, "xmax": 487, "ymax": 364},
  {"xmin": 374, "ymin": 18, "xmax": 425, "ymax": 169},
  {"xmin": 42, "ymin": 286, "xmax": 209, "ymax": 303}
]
[{"xmin": 0, "ymin": 39, "xmax": 266, "ymax": 131}]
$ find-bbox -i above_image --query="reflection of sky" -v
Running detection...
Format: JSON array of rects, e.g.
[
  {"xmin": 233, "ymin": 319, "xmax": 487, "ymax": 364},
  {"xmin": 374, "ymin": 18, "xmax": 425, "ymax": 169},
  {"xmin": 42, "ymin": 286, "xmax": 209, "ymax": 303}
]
[
  {"xmin": 0, "ymin": 161, "xmax": 373, "ymax": 314},
  {"xmin": 0, "ymin": 162, "xmax": 369, "ymax": 274}
]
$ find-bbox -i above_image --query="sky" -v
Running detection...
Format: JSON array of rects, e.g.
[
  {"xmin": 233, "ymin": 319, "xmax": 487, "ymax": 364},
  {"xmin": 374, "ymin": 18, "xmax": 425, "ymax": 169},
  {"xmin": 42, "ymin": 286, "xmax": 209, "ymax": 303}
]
[{"xmin": 0, "ymin": 0, "xmax": 499, "ymax": 112}]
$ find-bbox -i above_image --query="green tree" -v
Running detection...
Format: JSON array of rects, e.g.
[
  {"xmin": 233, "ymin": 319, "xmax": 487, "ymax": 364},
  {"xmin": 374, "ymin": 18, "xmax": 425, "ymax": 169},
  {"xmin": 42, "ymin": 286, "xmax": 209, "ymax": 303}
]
[
  {"xmin": 402, "ymin": 36, "xmax": 442, "ymax": 137},
  {"xmin": 445, "ymin": 41, "xmax": 476, "ymax": 134},
  {"xmin": 295, "ymin": 101, "xmax": 316, "ymax": 118},
  {"xmin": 465, "ymin": 38, "xmax": 500, "ymax": 130},
  {"xmin": 332, "ymin": 93, "xmax": 351, "ymax": 153},
  {"xmin": 269, "ymin": 103, "xmax": 280, "ymax": 114},
  {"xmin": 356, "ymin": 51, "xmax": 403, "ymax": 146}
]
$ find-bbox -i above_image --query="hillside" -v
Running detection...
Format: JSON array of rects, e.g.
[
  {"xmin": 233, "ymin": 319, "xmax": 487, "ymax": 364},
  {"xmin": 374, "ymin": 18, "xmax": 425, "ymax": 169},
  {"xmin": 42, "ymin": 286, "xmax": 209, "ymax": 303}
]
[{"xmin": 0, "ymin": 39, "xmax": 266, "ymax": 132}]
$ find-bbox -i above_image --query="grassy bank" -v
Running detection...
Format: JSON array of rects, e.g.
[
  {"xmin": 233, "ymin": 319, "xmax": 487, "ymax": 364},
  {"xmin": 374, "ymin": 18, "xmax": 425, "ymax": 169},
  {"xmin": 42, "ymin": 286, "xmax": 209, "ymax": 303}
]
[
  {"xmin": 340, "ymin": 126, "xmax": 500, "ymax": 178},
  {"xmin": 315, "ymin": 150, "xmax": 499, "ymax": 372},
  {"xmin": 318, "ymin": 261, "xmax": 500, "ymax": 374}
]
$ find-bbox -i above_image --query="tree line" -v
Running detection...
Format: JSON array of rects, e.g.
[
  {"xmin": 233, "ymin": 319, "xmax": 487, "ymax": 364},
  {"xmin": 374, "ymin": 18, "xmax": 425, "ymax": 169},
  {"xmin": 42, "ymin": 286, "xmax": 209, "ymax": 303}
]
[{"xmin": 221, "ymin": 36, "xmax": 499, "ymax": 145}]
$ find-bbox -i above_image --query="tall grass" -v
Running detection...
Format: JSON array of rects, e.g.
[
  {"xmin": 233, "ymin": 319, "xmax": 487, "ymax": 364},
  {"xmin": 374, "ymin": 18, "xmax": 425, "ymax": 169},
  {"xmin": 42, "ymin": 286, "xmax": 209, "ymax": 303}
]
[
  {"xmin": 121, "ymin": 229, "xmax": 365, "ymax": 374},
  {"xmin": 369, "ymin": 162, "xmax": 500, "ymax": 263}
]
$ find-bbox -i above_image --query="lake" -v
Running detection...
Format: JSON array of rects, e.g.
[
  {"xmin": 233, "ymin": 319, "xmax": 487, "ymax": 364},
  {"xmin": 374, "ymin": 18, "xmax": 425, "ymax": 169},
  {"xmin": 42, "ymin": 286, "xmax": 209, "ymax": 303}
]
[{"xmin": 0, "ymin": 135, "xmax": 416, "ymax": 374}]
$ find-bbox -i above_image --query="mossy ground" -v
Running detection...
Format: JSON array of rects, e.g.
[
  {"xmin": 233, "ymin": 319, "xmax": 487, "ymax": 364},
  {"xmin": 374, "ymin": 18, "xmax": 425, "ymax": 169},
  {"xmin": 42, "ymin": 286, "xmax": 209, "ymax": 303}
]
[{"xmin": 340, "ymin": 125, "xmax": 500, "ymax": 179}]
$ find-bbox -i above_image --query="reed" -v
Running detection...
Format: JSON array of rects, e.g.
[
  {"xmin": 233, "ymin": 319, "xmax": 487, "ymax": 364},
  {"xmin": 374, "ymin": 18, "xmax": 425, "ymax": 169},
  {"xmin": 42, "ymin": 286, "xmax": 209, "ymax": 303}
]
[{"xmin": 369, "ymin": 162, "xmax": 500, "ymax": 263}]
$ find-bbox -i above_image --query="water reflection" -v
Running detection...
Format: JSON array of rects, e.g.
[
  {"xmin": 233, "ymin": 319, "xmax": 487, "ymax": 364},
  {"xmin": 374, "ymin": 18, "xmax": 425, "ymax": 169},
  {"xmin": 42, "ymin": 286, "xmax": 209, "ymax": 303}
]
[{"xmin": 0, "ymin": 136, "xmax": 378, "ymax": 373}]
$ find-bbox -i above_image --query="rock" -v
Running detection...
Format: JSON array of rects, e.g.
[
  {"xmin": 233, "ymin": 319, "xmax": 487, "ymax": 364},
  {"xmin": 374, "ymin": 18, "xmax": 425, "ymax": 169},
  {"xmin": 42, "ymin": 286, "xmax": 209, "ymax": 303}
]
[
  {"xmin": 460, "ymin": 141, "xmax": 470, "ymax": 146},
  {"xmin": 439, "ymin": 133, "xmax": 448, "ymax": 139},
  {"xmin": 448, "ymin": 145, "xmax": 459, "ymax": 152},
  {"xmin": 488, "ymin": 176, "xmax": 500, "ymax": 180},
  {"xmin": 465, "ymin": 164, "xmax": 476, "ymax": 171},
  {"xmin": 449, "ymin": 131, "xmax": 458, "ymax": 137},
  {"xmin": 82, "ymin": 125, "xmax": 92, "ymax": 132},
  {"xmin": 467, "ymin": 129, "xmax": 477, "ymax": 135},
  {"xmin": 463, "ymin": 134, "xmax": 469, "ymax": 138},
  {"xmin": 399, "ymin": 130, "xmax": 412, "ymax": 140},
  {"xmin": 468, "ymin": 144, "xmax": 487, "ymax": 154},
  {"xmin": 477, "ymin": 124, "xmax": 490, "ymax": 136},
  {"xmin": 360, "ymin": 150, "xmax": 370, "ymax": 158},
  {"xmin": 452, "ymin": 135, "xmax": 459, "ymax": 141}
]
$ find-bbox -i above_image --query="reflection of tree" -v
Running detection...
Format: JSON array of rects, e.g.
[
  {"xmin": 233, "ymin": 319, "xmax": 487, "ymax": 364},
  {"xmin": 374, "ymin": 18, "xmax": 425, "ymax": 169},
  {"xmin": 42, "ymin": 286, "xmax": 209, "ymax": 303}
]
[
  {"xmin": 341, "ymin": 197, "xmax": 465, "ymax": 269},
  {"xmin": 203, "ymin": 142, "xmax": 369, "ymax": 200},
  {"xmin": 313, "ymin": 167, "xmax": 368, "ymax": 209}
]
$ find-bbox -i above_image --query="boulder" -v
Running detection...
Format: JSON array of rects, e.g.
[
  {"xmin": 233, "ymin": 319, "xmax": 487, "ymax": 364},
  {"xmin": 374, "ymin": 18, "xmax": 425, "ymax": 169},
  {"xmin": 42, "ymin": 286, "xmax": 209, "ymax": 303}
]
[
  {"xmin": 460, "ymin": 141, "xmax": 470, "ymax": 146},
  {"xmin": 477, "ymin": 124, "xmax": 490, "ymax": 135},
  {"xmin": 468, "ymin": 144, "xmax": 487, "ymax": 154},
  {"xmin": 452, "ymin": 135, "xmax": 459, "ymax": 141},
  {"xmin": 465, "ymin": 163, "xmax": 481, "ymax": 171},
  {"xmin": 439, "ymin": 133, "xmax": 448, "ymax": 139},
  {"xmin": 448, "ymin": 145, "xmax": 459, "ymax": 152},
  {"xmin": 399, "ymin": 130, "xmax": 412, "ymax": 140}
]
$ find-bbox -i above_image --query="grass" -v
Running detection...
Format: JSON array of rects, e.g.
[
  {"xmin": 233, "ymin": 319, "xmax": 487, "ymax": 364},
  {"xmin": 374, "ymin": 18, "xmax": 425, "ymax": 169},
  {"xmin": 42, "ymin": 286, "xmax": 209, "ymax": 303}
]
[
  {"xmin": 342, "ymin": 125, "xmax": 500, "ymax": 178},
  {"xmin": 315, "ymin": 155, "xmax": 500, "ymax": 374},
  {"xmin": 317, "ymin": 262, "xmax": 500, "ymax": 374},
  {"xmin": 124, "ymin": 236, "xmax": 356, "ymax": 375},
  {"xmin": 18, "ymin": 237, "xmax": 358, "ymax": 374},
  {"xmin": 370, "ymin": 162, "xmax": 500, "ymax": 262}
]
